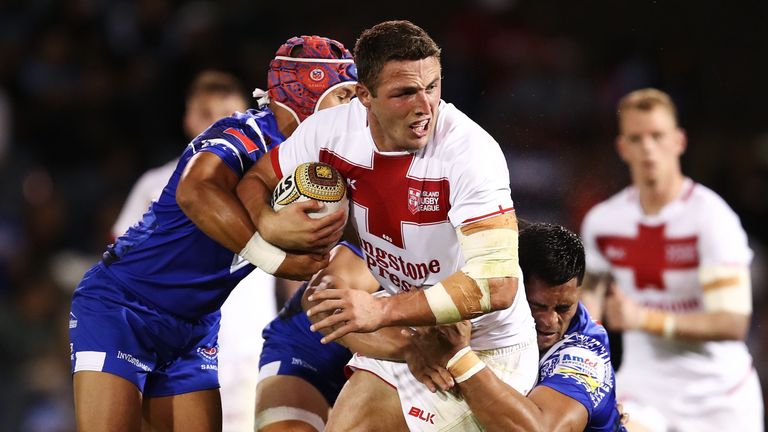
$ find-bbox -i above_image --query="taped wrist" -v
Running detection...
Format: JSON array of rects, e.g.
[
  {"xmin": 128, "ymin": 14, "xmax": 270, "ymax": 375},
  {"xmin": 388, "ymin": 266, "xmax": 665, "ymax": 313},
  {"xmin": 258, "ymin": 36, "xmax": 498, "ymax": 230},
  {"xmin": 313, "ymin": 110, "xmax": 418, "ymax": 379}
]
[
  {"xmin": 639, "ymin": 308, "xmax": 676, "ymax": 339},
  {"xmin": 239, "ymin": 232, "xmax": 286, "ymax": 274},
  {"xmin": 446, "ymin": 346, "xmax": 486, "ymax": 383}
]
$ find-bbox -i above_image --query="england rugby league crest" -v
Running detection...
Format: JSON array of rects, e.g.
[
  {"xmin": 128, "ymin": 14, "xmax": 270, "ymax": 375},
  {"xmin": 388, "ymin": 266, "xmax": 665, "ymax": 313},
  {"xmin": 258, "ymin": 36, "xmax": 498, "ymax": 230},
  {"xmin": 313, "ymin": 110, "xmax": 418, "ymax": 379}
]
[{"xmin": 408, "ymin": 188, "xmax": 421, "ymax": 215}]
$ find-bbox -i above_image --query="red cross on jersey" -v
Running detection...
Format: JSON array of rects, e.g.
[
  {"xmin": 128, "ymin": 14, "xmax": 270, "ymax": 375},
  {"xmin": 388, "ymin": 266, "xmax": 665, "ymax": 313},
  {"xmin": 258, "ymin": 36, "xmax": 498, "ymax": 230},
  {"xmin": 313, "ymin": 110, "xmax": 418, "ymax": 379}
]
[
  {"xmin": 596, "ymin": 224, "xmax": 699, "ymax": 290},
  {"xmin": 321, "ymin": 149, "xmax": 450, "ymax": 248}
]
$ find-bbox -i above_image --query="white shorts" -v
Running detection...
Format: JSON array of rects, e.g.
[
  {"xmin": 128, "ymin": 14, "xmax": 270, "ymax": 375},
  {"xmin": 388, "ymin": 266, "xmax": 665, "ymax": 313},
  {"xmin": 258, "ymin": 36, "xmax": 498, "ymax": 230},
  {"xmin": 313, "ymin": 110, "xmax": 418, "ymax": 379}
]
[
  {"xmin": 618, "ymin": 367, "xmax": 764, "ymax": 432},
  {"xmin": 347, "ymin": 337, "xmax": 539, "ymax": 432}
]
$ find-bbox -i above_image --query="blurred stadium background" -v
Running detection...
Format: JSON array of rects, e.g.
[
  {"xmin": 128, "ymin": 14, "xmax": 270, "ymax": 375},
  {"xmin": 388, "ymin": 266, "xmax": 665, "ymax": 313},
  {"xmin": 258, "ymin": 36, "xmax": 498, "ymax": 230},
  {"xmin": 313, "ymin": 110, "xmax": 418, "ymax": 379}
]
[{"xmin": 0, "ymin": 1, "xmax": 766, "ymax": 430}]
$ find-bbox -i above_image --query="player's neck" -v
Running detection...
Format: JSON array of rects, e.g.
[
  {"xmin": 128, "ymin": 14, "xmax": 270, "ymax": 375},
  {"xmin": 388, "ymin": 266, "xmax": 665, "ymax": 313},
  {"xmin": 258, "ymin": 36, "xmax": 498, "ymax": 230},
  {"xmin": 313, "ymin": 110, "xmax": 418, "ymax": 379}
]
[
  {"xmin": 270, "ymin": 103, "xmax": 299, "ymax": 137},
  {"xmin": 636, "ymin": 171, "xmax": 685, "ymax": 215}
]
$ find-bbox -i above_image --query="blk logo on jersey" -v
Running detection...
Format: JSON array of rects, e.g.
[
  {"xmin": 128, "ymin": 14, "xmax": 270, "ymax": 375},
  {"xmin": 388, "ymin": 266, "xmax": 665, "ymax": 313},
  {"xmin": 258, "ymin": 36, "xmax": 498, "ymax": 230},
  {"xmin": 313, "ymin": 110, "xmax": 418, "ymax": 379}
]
[{"xmin": 408, "ymin": 406, "xmax": 436, "ymax": 424}]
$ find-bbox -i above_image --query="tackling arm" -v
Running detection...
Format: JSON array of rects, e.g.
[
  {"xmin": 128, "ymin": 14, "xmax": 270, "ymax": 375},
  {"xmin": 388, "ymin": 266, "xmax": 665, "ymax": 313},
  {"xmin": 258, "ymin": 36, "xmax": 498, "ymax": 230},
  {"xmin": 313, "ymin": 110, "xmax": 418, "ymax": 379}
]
[
  {"xmin": 457, "ymin": 372, "xmax": 588, "ymax": 432},
  {"xmin": 177, "ymin": 152, "xmax": 254, "ymax": 254},
  {"xmin": 177, "ymin": 152, "xmax": 328, "ymax": 280},
  {"xmin": 405, "ymin": 321, "xmax": 588, "ymax": 431},
  {"xmin": 236, "ymin": 151, "xmax": 347, "ymax": 253},
  {"xmin": 307, "ymin": 213, "xmax": 521, "ymax": 342},
  {"xmin": 301, "ymin": 246, "xmax": 413, "ymax": 360}
]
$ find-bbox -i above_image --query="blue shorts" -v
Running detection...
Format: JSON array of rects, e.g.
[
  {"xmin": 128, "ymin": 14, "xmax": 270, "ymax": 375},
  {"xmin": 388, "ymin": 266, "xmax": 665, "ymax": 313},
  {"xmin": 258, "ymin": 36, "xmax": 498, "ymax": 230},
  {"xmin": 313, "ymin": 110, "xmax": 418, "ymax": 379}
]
[
  {"xmin": 69, "ymin": 264, "xmax": 221, "ymax": 397},
  {"xmin": 259, "ymin": 284, "xmax": 351, "ymax": 405}
]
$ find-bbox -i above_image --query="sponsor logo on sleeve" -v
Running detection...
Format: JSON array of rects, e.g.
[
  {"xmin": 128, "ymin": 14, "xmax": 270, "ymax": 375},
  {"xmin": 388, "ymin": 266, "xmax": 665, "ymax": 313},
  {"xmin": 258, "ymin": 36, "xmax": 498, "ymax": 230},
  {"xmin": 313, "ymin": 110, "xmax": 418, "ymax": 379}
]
[{"xmin": 541, "ymin": 336, "xmax": 613, "ymax": 408}]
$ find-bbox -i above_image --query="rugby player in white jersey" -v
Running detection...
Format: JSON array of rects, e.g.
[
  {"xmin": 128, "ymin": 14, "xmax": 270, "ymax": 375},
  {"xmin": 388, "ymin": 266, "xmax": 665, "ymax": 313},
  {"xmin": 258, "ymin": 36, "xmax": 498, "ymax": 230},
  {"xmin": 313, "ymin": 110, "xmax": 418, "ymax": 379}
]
[
  {"xmin": 580, "ymin": 88, "xmax": 763, "ymax": 431},
  {"xmin": 237, "ymin": 20, "xmax": 538, "ymax": 431}
]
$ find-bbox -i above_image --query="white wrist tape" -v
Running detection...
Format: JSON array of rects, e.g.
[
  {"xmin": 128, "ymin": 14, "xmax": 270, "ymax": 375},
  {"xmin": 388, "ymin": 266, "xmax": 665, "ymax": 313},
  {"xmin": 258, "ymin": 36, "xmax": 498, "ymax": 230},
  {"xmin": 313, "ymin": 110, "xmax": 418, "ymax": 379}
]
[
  {"xmin": 662, "ymin": 314, "xmax": 676, "ymax": 339},
  {"xmin": 423, "ymin": 282, "xmax": 462, "ymax": 324},
  {"xmin": 446, "ymin": 346, "xmax": 472, "ymax": 369},
  {"xmin": 455, "ymin": 360, "xmax": 487, "ymax": 383},
  {"xmin": 239, "ymin": 232, "xmax": 286, "ymax": 275},
  {"xmin": 446, "ymin": 346, "xmax": 486, "ymax": 383}
]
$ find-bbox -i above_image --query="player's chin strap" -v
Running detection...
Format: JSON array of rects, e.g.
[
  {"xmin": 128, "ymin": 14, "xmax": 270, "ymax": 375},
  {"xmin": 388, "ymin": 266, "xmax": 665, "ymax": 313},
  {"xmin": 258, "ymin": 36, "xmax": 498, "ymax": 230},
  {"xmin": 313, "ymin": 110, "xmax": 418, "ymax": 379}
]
[
  {"xmin": 255, "ymin": 407, "xmax": 325, "ymax": 432},
  {"xmin": 253, "ymin": 88, "xmax": 271, "ymax": 108}
]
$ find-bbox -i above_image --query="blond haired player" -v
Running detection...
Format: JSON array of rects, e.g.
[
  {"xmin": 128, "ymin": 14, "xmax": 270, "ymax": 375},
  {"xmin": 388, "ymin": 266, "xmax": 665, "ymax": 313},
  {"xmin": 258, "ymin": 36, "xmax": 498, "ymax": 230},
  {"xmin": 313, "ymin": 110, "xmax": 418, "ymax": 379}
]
[
  {"xmin": 580, "ymin": 88, "xmax": 763, "ymax": 431},
  {"xmin": 238, "ymin": 20, "xmax": 538, "ymax": 431}
]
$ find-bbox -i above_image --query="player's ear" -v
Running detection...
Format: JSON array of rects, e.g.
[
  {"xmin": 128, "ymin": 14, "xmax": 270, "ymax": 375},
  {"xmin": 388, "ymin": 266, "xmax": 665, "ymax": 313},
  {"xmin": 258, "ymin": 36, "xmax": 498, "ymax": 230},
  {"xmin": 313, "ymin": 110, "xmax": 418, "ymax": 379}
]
[
  {"xmin": 356, "ymin": 83, "xmax": 372, "ymax": 109},
  {"xmin": 615, "ymin": 135, "xmax": 628, "ymax": 162},
  {"xmin": 677, "ymin": 128, "xmax": 688, "ymax": 156}
]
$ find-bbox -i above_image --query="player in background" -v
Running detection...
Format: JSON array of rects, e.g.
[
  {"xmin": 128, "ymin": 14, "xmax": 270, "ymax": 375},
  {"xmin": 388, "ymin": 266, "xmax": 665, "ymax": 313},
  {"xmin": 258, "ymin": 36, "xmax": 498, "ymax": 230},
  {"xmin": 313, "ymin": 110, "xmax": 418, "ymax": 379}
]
[
  {"xmin": 238, "ymin": 20, "xmax": 538, "ymax": 431},
  {"xmin": 580, "ymin": 88, "xmax": 763, "ymax": 431},
  {"xmin": 69, "ymin": 35, "xmax": 356, "ymax": 431},
  {"xmin": 405, "ymin": 222, "xmax": 627, "ymax": 431},
  {"xmin": 111, "ymin": 71, "xmax": 248, "ymax": 237}
]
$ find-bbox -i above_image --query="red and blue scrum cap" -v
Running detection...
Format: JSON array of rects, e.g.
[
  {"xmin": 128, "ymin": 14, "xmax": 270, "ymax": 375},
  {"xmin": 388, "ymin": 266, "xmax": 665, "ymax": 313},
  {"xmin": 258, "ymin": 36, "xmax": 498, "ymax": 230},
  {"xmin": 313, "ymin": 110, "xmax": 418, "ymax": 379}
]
[{"xmin": 266, "ymin": 35, "xmax": 357, "ymax": 123}]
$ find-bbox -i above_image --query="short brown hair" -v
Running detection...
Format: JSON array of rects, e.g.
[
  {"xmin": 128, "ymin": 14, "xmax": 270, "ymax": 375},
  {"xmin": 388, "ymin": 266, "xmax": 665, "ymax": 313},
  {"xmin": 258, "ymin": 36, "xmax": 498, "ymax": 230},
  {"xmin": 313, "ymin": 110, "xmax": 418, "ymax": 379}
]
[
  {"xmin": 354, "ymin": 20, "xmax": 441, "ymax": 96},
  {"xmin": 617, "ymin": 88, "xmax": 678, "ymax": 124},
  {"xmin": 186, "ymin": 70, "xmax": 245, "ymax": 103}
]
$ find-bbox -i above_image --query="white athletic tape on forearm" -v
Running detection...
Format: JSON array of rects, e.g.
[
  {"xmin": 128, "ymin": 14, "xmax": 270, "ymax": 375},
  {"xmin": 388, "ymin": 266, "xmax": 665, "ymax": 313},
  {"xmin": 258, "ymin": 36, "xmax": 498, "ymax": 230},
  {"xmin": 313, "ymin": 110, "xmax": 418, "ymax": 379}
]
[
  {"xmin": 699, "ymin": 265, "xmax": 752, "ymax": 314},
  {"xmin": 423, "ymin": 282, "xmax": 462, "ymax": 324},
  {"xmin": 476, "ymin": 279, "xmax": 491, "ymax": 313},
  {"xmin": 255, "ymin": 406, "xmax": 325, "ymax": 432},
  {"xmin": 239, "ymin": 232, "xmax": 286, "ymax": 275},
  {"xmin": 457, "ymin": 227, "xmax": 520, "ymax": 280}
]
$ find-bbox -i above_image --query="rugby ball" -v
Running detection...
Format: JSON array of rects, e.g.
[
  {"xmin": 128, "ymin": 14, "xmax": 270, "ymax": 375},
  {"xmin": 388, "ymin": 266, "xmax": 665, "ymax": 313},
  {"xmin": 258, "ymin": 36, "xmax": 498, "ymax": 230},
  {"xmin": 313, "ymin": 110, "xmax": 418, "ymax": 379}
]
[{"xmin": 271, "ymin": 162, "xmax": 348, "ymax": 218}]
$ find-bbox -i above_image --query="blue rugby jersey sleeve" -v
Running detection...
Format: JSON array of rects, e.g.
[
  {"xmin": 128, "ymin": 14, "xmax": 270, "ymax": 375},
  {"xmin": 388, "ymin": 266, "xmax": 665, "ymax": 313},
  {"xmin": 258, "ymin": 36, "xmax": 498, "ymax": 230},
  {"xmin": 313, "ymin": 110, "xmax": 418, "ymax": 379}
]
[
  {"xmin": 537, "ymin": 343, "xmax": 613, "ymax": 419},
  {"xmin": 193, "ymin": 111, "xmax": 280, "ymax": 178},
  {"xmin": 538, "ymin": 374, "xmax": 596, "ymax": 418}
]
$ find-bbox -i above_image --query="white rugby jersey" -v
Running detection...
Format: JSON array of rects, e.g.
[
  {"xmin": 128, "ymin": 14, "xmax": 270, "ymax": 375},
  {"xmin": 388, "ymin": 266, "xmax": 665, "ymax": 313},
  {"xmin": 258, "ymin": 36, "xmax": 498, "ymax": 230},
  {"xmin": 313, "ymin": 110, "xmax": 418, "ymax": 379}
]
[
  {"xmin": 274, "ymin": 98, "xmax": 534, "ymax": 349},
  {"xmin": 581, "ymin": 178, "xmax": 755, "ymax": 401}
]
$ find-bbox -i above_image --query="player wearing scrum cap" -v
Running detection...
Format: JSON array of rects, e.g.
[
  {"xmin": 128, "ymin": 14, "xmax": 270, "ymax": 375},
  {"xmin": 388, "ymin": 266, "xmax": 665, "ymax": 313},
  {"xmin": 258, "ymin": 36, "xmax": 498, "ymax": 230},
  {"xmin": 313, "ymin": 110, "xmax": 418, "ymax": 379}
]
[
  {"xmin": 581, "ymin": 88, "xmax": 763, "ymax": 431},
  {"xmin": 68, "ymin": 35, "xmax": 356, "ymax": 431},
  {"xmin": 239, "ymin": 20, "xmax": 538, "ymax": 431}
]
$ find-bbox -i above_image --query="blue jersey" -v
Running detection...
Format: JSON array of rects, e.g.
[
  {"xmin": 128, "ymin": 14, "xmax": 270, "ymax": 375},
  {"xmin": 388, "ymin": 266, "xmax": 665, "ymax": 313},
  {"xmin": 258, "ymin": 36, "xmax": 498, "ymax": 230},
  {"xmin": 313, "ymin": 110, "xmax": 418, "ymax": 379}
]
[
  {"xmin": 101, "ymin": 108, "xmax": 284, "ymax": 320},
  {"xmin": 538, "ymin": 303, "xmax": 626, "ymax": 431}
]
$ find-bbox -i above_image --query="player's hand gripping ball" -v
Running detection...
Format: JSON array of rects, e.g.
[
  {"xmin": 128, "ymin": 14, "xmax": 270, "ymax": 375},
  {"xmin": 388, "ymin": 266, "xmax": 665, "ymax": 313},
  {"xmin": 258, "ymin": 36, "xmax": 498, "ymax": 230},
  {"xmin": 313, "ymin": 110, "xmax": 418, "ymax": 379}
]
[{"xmin": 271, "ymin": 162, "xmax": 348, "ymax": 218}]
